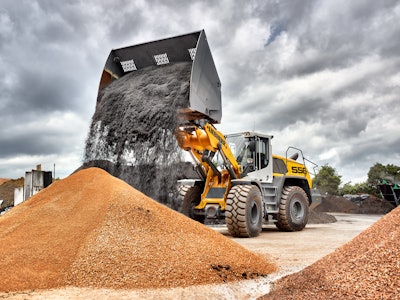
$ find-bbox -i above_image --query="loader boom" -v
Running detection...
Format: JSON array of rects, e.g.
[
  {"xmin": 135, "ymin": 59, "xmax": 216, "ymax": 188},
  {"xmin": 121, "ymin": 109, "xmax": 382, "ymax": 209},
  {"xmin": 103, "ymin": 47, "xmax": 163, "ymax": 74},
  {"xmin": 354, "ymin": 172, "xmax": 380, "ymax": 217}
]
[{"xmin": 175, "ymin": 123, "xmax": 241, "ymax": 213}]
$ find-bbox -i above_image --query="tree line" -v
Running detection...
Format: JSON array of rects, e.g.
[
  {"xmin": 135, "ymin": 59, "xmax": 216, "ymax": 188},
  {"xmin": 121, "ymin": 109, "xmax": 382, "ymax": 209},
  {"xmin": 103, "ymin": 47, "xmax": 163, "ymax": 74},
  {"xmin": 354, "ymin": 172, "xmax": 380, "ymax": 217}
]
[{"xmin": 312, "ymin": 163, "xmax": 400, "ymax": 196}]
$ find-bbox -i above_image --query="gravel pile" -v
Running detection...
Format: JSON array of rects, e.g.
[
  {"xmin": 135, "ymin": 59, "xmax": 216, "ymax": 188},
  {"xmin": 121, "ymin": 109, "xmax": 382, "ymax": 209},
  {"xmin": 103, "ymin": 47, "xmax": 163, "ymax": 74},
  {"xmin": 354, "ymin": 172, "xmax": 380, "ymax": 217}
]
[
  {"xmin": 259, "ymin": 205, "xmax": 400, "ymax": 299},
  {"xmin": 314, "ymin": 195, "xmax": 394, "ymax": 214},
  {"xmin": 307, "ymin": 209, "xmax": 337, "ymax": 224},
  {"xmin": 355, "ymin": 195, "xmax": 395, "ymax": 214},
  {"xmin": 0, "ymin": 168, "xmax": 276, "ymax": 292},
  {"xmin": 0, "ymin": 178, "xmax": 10, "ymax": 185},
  {"xmin": 0, "ymin": 177, "xmax": 24, "ymax": 212},
  {"xmin": 314, "ymin": 195, "xmax": 359, "ymax": 213}
]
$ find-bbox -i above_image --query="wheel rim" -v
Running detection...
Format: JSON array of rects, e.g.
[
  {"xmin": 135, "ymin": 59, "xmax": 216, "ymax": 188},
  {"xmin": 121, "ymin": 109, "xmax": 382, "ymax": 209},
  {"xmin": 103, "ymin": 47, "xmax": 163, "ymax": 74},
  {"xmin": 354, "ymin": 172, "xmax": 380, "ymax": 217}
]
[
  {"xmin": 250, "ymin": 201, "xmax": 260, "ymax": 224},
  {"xmin": 290, "ymin": 199, "xmax": 304, "ymax": 223}
]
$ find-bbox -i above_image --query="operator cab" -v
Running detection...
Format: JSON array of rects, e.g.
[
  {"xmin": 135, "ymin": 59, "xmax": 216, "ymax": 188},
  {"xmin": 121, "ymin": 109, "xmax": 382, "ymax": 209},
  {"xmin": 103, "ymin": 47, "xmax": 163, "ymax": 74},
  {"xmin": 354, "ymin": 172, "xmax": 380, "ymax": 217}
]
[{"xmin": 226, "ymin": 132, "xmax": 274, "ymax": 181}]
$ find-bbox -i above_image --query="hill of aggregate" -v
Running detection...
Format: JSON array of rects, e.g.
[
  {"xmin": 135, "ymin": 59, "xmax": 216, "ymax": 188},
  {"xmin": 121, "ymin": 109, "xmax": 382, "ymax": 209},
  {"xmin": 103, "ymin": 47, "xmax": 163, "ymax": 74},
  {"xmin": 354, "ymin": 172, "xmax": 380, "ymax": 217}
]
[{"xmin": 0, "ymin": 168, "xmax": 276, "ymax": 292}]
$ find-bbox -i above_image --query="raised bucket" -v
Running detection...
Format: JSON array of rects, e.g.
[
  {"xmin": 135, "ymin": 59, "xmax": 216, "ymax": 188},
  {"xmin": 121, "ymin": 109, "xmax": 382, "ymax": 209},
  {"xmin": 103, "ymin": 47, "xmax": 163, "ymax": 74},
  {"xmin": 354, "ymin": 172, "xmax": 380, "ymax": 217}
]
[{"xmin": 98, "ymin": 30, "xmax": 222, "ymax": 123}]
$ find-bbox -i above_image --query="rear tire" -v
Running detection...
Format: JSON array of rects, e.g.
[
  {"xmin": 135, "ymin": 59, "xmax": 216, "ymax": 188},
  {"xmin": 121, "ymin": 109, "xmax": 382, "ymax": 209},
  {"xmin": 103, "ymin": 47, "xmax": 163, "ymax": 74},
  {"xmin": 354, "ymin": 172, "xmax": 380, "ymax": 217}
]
[
  {"xmin": 225, "ymin": 185, "xmax": 263, "ymax": 237},
  {"xmin": 276, "ymin": 186, "xmax": 309, "ymax": 231},
  {"xmin": 179, "ymin": 185, "xmax": 205, "ymax": 223}
]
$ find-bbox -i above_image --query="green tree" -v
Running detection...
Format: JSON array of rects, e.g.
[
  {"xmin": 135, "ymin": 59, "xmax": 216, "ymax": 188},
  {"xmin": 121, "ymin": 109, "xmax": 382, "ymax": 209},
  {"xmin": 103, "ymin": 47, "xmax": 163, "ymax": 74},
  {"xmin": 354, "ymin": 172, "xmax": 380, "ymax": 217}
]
[
  {"xmin": 367, "ymin": 163, "xmax": 386, "ymax": 186},
  {"xmin": 339, "ymin": 181, "xmax": 379, "ymax": 197},
  {"xmin": 386, "ymin": 164, "xmax": 400, "ymax": 180},
  {"xmin": 368, "ymin": 163, "xmax": 400, "ymax": 185},
  {"xmin": 313, "ymin": 165, "xmax": 341, "ymax": 195},
  {"xmin": 340, "ymin": 182, "xmax": 358, "ymax": 195}
]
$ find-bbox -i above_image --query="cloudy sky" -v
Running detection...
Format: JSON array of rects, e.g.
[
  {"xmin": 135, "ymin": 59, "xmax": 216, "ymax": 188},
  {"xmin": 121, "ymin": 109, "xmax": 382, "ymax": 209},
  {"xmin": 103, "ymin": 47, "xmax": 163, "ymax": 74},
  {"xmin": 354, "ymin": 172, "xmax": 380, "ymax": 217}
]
[{"xmin": 0, "ymin": 0, "xmax": 399, "ymax": 184}]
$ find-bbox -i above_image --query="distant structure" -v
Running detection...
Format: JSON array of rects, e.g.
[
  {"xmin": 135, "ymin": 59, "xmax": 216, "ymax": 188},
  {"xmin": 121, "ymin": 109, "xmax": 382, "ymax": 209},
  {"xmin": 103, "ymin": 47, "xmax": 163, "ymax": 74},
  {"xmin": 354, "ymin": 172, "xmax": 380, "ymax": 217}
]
[
  {"xmin": 13, "ymin": 165, "xmax": 53, "ymax": 205},
  {"xmin": 378, "ymin": 179, "xmax": 400, "ymax": 207},
  {"xmin": 24, "ymin": 165, "xmax": 52, "ymax": 201}
]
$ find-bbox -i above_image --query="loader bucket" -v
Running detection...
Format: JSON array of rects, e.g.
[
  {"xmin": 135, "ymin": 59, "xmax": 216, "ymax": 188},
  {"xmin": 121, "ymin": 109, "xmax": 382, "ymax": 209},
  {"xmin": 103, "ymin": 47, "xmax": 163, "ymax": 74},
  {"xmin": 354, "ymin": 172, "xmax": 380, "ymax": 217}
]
[{"xmin": 98, "ymin": 30, "xmax": 222, "ymax": 123}]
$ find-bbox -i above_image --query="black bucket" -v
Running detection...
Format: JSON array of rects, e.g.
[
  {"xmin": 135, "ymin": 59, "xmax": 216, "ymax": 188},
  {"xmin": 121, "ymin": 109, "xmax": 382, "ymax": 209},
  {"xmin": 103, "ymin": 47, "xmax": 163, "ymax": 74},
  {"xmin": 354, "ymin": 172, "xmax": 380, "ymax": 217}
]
[{"xmin": 99, "ymin": 30, "xmax": 222, "ymax": 123}]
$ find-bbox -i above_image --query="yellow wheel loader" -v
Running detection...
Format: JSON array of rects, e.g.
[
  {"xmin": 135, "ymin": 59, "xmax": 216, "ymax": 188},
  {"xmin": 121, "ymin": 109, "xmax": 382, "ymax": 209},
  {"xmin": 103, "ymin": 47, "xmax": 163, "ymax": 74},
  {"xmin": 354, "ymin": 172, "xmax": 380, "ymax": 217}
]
[
  {"xmin": 98, "ymin": 30, "xmax": 321, "ymax": 237},
  {"xmin": 175, "ymin": 122, "xmax": 321, "ymax": 237}
]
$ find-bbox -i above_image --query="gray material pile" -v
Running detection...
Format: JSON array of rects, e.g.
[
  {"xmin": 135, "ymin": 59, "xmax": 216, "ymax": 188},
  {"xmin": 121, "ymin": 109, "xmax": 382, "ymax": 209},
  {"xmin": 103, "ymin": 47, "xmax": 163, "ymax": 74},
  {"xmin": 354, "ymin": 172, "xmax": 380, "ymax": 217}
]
[{"xmin": 83, "ymin": 62, "xmax": 197, "ymax": 207}]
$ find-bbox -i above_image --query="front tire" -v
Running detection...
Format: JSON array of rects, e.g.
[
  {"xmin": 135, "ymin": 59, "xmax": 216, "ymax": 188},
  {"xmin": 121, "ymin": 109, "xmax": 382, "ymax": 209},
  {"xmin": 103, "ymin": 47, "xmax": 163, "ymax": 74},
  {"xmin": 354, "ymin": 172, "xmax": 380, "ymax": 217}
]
[
  {"xmin": 276, "ymin": 186, "xmax": 309, "ymax": 231},
  {"xmin": 179, "ymin": 185, "xmax": 205, "ymax": 223},
  {"xmin": 225, "ymin": 185, "xmax": 263, "ymax": 237}
]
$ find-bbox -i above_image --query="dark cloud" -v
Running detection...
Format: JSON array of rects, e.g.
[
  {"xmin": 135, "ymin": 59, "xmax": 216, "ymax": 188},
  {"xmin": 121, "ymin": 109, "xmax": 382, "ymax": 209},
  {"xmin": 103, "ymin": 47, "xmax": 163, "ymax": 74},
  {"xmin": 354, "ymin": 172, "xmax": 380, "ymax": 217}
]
[
  {"xmin": 0, "ymin": 0, "xmax": 399, "ymax": 184},
  {"xmin": 0, "ymin": 132, "xmax": 60, "ymax": 158},
  {"xmin": 265, "ymin": 20, "xmax": 285, "ymax": 47}
]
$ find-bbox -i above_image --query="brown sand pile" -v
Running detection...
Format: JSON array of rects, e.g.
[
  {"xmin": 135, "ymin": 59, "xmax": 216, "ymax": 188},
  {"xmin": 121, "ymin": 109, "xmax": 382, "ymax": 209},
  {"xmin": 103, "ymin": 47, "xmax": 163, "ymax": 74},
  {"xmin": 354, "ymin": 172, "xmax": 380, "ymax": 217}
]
[
  {"xmin": 0, "ymin": 168, "xmax": 275, "ymax": 292},
  {"xmin": 314, "ymin": 195, "xmax": 394, "ymax": 214},
  {"xmin": 260, "ymin": 205, "xmax": 400, "ymax": 299},
  {"xmin": 0, "ymin": 178, "xmax": 10, "ymax": 185},
  {"xmin": 0, "ymin": 177, "xmax": 24, "ymax": 211}
]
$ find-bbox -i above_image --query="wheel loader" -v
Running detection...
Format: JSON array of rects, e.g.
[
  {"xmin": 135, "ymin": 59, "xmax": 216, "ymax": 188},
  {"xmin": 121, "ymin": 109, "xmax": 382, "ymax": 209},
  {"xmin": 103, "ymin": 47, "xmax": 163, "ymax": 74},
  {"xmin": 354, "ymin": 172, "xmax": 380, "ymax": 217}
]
[
  {"xmin": 98, "ymin": 29, "xmax": 321, "ymax": 237},
  {"xmin": 175, "ymin": 123, "xmax": 321, "ymax": 237}
]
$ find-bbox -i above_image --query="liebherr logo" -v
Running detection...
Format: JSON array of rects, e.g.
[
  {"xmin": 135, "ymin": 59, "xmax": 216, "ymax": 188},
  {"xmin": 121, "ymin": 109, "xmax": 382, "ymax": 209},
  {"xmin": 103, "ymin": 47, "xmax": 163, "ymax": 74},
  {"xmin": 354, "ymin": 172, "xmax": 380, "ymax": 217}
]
[{"xmin": 206, "ymin": 124, "xmax": 226, "ymax": 146}]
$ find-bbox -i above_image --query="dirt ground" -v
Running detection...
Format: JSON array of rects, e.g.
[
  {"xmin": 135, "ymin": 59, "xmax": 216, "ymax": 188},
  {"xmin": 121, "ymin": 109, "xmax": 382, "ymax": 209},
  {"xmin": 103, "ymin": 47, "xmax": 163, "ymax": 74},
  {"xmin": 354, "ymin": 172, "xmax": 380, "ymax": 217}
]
[{"xmin": 0, "ymin": 213, "xmax": 381, "ymax": 299}]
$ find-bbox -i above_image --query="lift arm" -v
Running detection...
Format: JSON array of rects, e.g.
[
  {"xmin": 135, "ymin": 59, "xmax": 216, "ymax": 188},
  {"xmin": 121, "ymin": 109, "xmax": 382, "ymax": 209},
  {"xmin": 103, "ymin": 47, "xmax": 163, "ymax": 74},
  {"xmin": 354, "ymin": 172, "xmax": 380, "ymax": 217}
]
[{"xmin": 175, "ymin": 123, "xmax": 241, "ymax": 179}]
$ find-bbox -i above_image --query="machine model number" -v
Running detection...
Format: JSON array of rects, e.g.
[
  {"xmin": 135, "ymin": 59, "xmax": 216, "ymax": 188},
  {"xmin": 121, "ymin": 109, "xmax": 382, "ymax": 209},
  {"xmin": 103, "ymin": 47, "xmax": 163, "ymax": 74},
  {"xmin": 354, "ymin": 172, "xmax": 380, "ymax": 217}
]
[{"xmin": 292, "ymin": 166, "xmax": 307, "ymax": 174}]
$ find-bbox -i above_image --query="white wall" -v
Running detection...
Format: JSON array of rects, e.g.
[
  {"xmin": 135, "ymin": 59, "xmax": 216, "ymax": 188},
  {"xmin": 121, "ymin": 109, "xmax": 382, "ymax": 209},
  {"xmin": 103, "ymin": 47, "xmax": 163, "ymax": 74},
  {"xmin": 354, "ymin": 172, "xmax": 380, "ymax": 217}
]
[{"xmin": 14, "ymin": 187, "xmax": 24, "ymax": 206}]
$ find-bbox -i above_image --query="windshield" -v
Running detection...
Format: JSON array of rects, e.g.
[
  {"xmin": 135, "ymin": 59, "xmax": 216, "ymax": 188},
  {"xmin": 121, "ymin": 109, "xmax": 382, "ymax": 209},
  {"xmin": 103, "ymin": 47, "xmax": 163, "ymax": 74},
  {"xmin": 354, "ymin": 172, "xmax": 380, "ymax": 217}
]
[
  {"xmin": 213, "ymin": 134, "xmax": 247, "ymax": 169},
  {"xmin": 226, "ymin": 134, "xmax": 254, "ymax": 168}
]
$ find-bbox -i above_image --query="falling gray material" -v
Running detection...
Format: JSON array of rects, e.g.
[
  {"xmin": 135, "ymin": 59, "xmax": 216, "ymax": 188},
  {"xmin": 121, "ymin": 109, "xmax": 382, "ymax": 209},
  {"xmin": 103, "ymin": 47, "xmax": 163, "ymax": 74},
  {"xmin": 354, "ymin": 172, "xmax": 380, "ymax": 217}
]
[{"xmin": 83, "ymin": 62, "xmax": 197, "ymax": 207}]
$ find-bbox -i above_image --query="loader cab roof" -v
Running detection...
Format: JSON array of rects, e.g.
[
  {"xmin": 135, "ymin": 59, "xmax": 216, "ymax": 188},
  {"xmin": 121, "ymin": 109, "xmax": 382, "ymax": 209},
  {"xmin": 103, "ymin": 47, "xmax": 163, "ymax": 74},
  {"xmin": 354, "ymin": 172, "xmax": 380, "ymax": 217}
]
[{"xmin": 226, "ymin": 132, "xmax": 274, "ymax": 140}]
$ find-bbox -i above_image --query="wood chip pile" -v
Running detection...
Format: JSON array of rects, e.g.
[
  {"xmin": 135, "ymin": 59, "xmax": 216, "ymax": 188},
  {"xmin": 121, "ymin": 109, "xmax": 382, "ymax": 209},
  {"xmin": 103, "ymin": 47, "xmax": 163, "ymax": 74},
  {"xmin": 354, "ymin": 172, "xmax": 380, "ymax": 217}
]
[
  {"xmin": 260, "ymin": 205, "xmax": 400, "ymax": 299},
  {"xmin": 0, "ymin": 168, "xmax": 276, "ymax": 292}
]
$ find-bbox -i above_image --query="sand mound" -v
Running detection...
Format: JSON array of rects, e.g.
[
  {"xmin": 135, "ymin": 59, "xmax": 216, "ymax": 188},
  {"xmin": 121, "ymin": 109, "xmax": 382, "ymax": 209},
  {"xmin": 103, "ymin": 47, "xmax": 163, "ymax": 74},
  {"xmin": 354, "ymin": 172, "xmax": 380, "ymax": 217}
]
[
  {"xmin": 0, "ymin": 178, "xmax": 24, "ymax": 212},
  {"xmin": 0, "ymin": 178, "xmax": 11, "ymax": 185},
  {"xmin": 0, "ymin": 168, "xmax": 275, "ymax": 292},
  {"xmin": 260, "ymin": 205, "xmax": 400, "ymax": 299}
]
